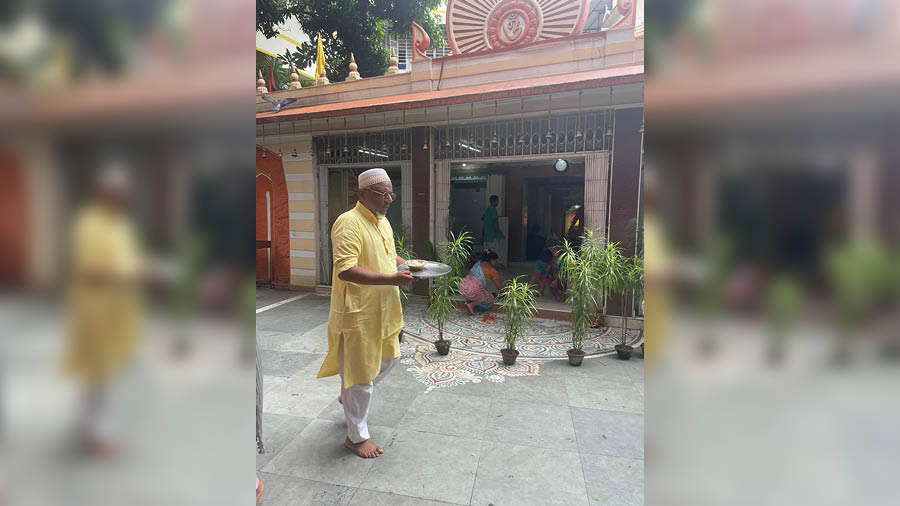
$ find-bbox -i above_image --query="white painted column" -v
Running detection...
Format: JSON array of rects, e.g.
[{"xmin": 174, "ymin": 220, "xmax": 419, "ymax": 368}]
[
  {"xmin": 401, "ymin": 160, "xmax": 413, "ymax": 244},
  {"xmin": 434, "ymin": 160, "xmax": 451, "ymax": 246},
  {"xmin": 850, "ymin": 148, "xmax": 879, "ymax": 241},
  {"xmin": 486, "ymin": 174, "xmax": 505, "ymax": 215},
  {"xmin": 584, "ymin": 151, "xmax": 610, "ymax": 238},
  {"xmin": 318, "ymin": 163, "xmax": 331, "ymax": 283},
  {"xmin": 23, "ymin": 139, "xmax": 63, "ymax": 289}
]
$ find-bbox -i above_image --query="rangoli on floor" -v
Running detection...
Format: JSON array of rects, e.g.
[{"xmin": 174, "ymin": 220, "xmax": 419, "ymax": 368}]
[{"xmin": 399, "ymin": 304, "xmax": 643, "ymax": 392}]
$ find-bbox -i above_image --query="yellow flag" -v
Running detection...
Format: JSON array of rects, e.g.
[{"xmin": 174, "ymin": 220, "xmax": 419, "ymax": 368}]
[{"xmin": 315, "ymin": 34, "xmax": 325, "ymax": 83}]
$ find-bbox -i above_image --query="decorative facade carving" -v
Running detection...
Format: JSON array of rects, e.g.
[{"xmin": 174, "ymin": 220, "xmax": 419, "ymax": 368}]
[
  {"xmin": 346, "ymin": 53, "xmax": 362, "ymax": 81},
  {"xmin": 289, "ymin": 65, "xmax": 303, "ymax": 89},
  {"xmin": 257, "ymin": 70, "xmax": 268, "ymax": 94},
  {"xmin": 447, "ymin": 0, "xmax": 589, "ymax": 54},
  {"xmin": 386, "ymin": 51, "xmax": 401, "ymax": 74},
  {"xmin": 411, "ymin": 22, "xmax": 432, "ymax": 61},
  {"xmin": 601, "ymin": 0, "xmax": 637, "ymax": 31}
]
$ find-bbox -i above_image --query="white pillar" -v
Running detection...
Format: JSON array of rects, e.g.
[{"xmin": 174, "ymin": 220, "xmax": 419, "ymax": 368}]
[
  {"xmin": 486, "ymin": 174, "xmax": 505, "ymax": 215},
  {"xmin": 318, "ymin": 163, "xmax": 330, "ymax": 283},
  {"xmin": 850, "ymin": 148, "xmax": 878, "ymax": 241},
  {"xmin": 584, "ymin": 151, "xmax": 610, "ymax": 238},
  {"xmin": 401, "ymin": 160, "xmax": 413, "ymax": 244},
  {"xmin": 434, "ymin": 160, "xmax": 451, "ymax": 246}
]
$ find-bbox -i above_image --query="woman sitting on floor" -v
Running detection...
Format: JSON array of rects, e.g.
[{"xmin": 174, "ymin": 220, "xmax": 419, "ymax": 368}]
[
  {"xmin": 459, "ymin": 249, "xmax": 502, "ymax": 314},
  {"xmin": 530, "ymin": 247, "xmax": 564, "ymax": 301}
]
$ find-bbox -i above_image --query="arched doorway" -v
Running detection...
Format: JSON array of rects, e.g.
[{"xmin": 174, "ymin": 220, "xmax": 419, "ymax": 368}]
[{"xmin": 256, "ymin": 146, "xmax": 290, "ymax": 286}]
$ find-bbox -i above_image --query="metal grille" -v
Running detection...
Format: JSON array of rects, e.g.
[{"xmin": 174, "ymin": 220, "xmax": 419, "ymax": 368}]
[
  {"xmin": 315, "ymin": 129, "xmax": 412, "ymax": 164},
  {"xmin": 397, "ymin": 38, "xmax": 412, "ymax": 70},
  {"xmin": 434, "ymin": 110, "xmax": 614, "ymax": 160}
]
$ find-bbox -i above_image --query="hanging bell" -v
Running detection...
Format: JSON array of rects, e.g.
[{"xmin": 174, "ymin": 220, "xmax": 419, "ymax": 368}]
[
  {"xmin": 444, "ymin": 138, "xmax": 452, "ymax": 149},
  {"xmin": 605, "ymin": 127, "xmax": 613, "ymax": 138},
  {"xmin": 293, "ymin": 146, "xmax": 300, "ymax": 157},
  {"xmin": 400, "ymin": 143, "xmax": 407, "ymax": 151},
  {"xmin": 575, "ymin": 128, "xmax": 584, "ymax": 140},
  {"xmin": 261, "ymin": 150, "xmax": 267, "ymax": 158},
  {"xmin": 517, "ymin": 134, "xmax": 524, "ymax": 145},
  {"xmin": 342, "ymin": 143, "xmax": 349, "ymax": 154},
  {"xmin": 491, "ymin": 132, "xmax": 498, "ymax": 146},
  {"xmin": 324, "ymin": 144, "xmax": 331, "ymax": 156},
  {"xmin": 278, "ymin": 147, "xmax": 283, "ymax": 156},
  {"xmin": 422, "ymin": 141, "xmax": 429, "ymax": 150}
]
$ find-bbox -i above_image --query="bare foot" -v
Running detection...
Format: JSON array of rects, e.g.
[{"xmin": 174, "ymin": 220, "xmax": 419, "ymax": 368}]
[
  {"xmin": 256, "ymin": 477, "xmax": 264, "ymax": 501},
  {"xmin": 345, "ymin": 437, "xmax": 384, "ymax": 458},
  {"xmin": 465, "ymin": 302, "xmax": 476, "ymax": 315}
]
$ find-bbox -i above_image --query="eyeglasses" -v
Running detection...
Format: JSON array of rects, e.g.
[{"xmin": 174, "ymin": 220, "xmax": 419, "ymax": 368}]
[{"xmin": 367, "ymin": 188, "xmax": 396, "ymax": 200}]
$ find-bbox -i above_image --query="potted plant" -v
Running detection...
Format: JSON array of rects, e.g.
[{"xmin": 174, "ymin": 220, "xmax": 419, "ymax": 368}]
[
  {"xmin": 426, "ymin": 231, "xmax": 472, "ymax": 355},
  {"xmin": 764, "ymin": 274, "xmax": 801, "ymax": 365},
  {"xmin": 558, "ymin": 230, "xmax": 604, "ymax": 366},
  {"xmin": 614, "ymin": 252, "xmax": 641, "ymax": 360},
  {"xmin": 427, "ymin": 277, "xmax": 457, "ymax": 355},
  {"xmin": 497, "ymin": 275, "xmax": 539, "ymax": 365},
  {"xmin": 394, "ymin": 229, "xmax": 415, "ymax": 342},
  {"xmin": 824, "ymin": 240, "xmax": 896, "ymax": 364}
]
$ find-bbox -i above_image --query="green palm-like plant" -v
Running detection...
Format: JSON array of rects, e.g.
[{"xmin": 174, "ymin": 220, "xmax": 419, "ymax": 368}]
[
  {"xmin": 498, "ymin": 276, "xmax": 539, "ymax": 354},
  {"xmin": 441, "ymin": 230, "xmax": 473, "ymax": 279},
  {"xmin": 824, "ymin": 240, "xmax": 898, "ymax": 362},
  {"xmin": 427, "ymin": 276, "xmax": 458, "ymax": 347},
  {"xmin": 622, "ymin": 255, "xmax": 644, "ymax": 345},
  {"xmin": 426, "ymin": 230, "xmax": 472, "ymax": 351},
  {"xmin": 598, "ymin": 239, "xmax": 627, "ymax": 318},
  {"xmin": 394, "ymin": 229, "xmax": 414, "ymax": 308},
  {"xmin": 558, "ymin": 230, "xmax": 604, "ymax": 353}
]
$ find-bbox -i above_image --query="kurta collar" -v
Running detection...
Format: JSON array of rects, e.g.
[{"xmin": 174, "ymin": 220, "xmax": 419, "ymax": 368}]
[{"xmin": 354, "ymin": 202, "xmax": 380, "ymax": 225}]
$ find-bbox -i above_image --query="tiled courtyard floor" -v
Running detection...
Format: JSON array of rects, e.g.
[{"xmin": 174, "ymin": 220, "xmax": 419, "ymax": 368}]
[{"xmin": 256, "ymin": 288, "xmax": 644, "ymax": 506}]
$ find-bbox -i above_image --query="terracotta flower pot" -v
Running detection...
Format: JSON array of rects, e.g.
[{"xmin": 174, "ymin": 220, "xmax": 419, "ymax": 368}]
[
  {"xmin": 500, "ymin": 348, "xmax": 519, "ymax": 365},
  {"xmin": 434, "ymin": 340, "xmax": 451, "ymax": 355},
  {"xmin": 615, "ymin": 344, "xmax": 633, "ymax": 360},
  {"xmin": 567, "ymin": 349, "xmax": 585, "ymax": 366}
]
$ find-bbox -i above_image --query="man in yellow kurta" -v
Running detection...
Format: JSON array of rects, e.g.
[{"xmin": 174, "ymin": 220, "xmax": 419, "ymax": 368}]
[
  {"xmin": 317, "ymin": 168, "xmax": 413, "ymax": 458},
  {"xmin": 642, "ymin": 168, "xmax": 671, "ymax": 372},
  {"xmin": 61, "ymin": 168, "xmax": 143, "ymax": 456}
]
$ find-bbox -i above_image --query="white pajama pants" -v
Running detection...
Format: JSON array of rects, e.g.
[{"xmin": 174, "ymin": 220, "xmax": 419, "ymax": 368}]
[{"xmin": 338, "ymin": 344, "xmax": 398, "ymax": 443}]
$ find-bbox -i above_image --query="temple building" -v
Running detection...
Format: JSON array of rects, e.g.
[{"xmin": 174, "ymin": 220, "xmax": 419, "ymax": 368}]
[{"xmin": 256, "ymin": 0, "xmax": 645, "ymax": 300}]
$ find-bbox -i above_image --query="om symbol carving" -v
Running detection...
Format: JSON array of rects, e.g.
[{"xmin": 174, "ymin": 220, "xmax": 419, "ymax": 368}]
[
  {"xmin": 486, "ymin": 0, "xmax": 540, "ymax": 49},
  {"xmin": 503, "ymin": 13, "xmax": 524, "ymax": 41}
]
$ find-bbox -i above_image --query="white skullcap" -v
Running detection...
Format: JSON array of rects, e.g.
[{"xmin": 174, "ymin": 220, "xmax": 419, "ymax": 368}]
[
  {"xmin": 96, "ymin": 161, "xmax": 131, "ymax": 191},
  {"xmin": 358, "ymin": 168, "xmax": 391, "ymax": 189}
]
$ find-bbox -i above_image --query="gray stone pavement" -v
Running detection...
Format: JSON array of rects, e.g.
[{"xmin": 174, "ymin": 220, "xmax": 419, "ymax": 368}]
[{"xmin": 256, "ymin": 288, "xmax": 644, "ymax": 506}]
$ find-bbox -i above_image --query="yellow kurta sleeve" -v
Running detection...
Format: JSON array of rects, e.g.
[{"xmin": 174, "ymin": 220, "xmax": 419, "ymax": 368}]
[
  {"xmin": 642, "ymin": 216, "xmax": 669, "ymax": 371},
  {"xmin": 331, "ymin": 214, "xmax": 362, "ymax": 276}
]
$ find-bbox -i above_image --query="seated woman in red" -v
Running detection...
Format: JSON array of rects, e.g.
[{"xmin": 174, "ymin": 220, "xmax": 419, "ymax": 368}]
[{"xmin": 459, "ymin": 249, "xmax": 502, "ymax": 314}]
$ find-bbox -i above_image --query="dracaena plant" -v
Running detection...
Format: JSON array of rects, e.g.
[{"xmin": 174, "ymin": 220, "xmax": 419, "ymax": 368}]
[
  {"xmin": 558, "ymin": 230, "xmax": 604, "ymax": 352},
  {"xmin": 622, "ymin": 255, "xmax": 644, "ymax": 344},
  {"xmin": 426, "ymin": 230, "xmax": 472, "ymax": 343},
  {"xmin": 498, "ymin": 276, "xmax": 539, "ymax": 352},
  {"xmin": 394, "ymin": 229, "xmax": 414, "ymax": 307}
]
